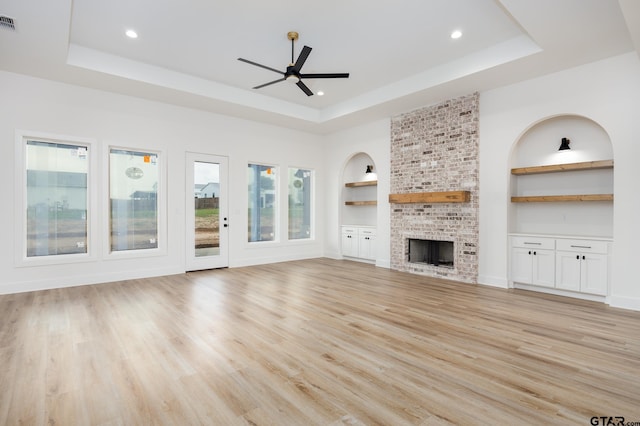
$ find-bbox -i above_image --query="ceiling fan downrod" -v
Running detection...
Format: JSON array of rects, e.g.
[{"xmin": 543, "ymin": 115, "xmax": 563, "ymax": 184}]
[{"xmin": 288, "ymin": 31, "xmax": 299, "ymax": 66}]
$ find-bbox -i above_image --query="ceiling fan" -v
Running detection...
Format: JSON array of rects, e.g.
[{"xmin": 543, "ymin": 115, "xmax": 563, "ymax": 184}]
[{"xmin": 238, "ymin": 31, "xmax": 349, "ymax": 97}]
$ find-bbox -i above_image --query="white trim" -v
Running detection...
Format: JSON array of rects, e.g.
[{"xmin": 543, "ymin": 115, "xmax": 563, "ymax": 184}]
[
  {"xmin": 287, "ymin": 166, "xmax": 316, "ymax": 242},
  {"xmin": 323, "ymin": 251, "xmax": 342, "ymax": 260},
  {"xmin": 478, "ymin": 275, "xmax": 509, "ymax": 288},
  {"xmin": 103, "ymin": 144, "xmax": 167, "ymax": 260},
  {"xmin": 247, "ymin": 161, "xmax": 280, "ymax": 244},
  {"xmin": 608, "ymin": 295, "xmax": 640, "ymax": 312},
  {"xmin": 14, "ymin": 130, "xmax": 99, "ymax": 267},
  {"xmin": 513, "ymin": 283, "xmax": 606, "ymax": 303},
  {"xmin": 229, "ymin": 253, "xmax": 320, "ymax": 268},
  {"xmin": 0, "ymin": 265, "xmax": 183, "ymax": 295},
  {"xmin": 375, "ymin": 260, "xmax": 391, "ymax": 269},
  {"xmin": 185, "ymin": 152, "xmax": 229, "ymax": 271}
]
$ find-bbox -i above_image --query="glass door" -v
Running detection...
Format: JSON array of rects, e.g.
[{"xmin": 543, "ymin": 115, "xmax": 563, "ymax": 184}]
[{"xmin": 186, "ymin": 153, "xmax": 228, "ymax": 271}]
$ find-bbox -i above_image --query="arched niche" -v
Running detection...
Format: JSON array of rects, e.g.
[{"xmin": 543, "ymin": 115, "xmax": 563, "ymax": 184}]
[
  {"xmin": 512, "ymin": 115, "xmax": 612, "ymax": 167},
  {"xmin": 341, "ymin": 152, "xmax": 377, "ymax": 227},
  {"xmin": 508, "ymin": 114, "xmax": 614, "ymax": 237}
]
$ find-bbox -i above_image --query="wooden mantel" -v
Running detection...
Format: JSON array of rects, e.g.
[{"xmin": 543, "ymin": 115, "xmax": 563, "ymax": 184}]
[{"xmin": 389, "ymin": 191, "xmax": 470, "ymax": 204}]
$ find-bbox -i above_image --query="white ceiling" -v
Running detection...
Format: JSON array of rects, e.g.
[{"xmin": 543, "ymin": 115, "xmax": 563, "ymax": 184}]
[{"xmin": 0, "ymin": 0, "xmax": 638, "ymax": 133}]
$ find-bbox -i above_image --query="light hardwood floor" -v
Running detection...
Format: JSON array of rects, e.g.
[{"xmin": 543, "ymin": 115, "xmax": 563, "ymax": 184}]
[{"xmin": 1, "ymin": 258, "xmax": 639, "ymax": 425}]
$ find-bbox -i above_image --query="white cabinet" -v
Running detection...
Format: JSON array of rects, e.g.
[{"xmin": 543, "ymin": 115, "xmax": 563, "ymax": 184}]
[
  {"xmin": 358, "ymin": 228, "xmax": 376, "ymax": 260},
  {"xmin": 510, "ymin": 234, "xmax": 610, "ymax": 298},
  {"xmin": 510, "ymin": 236, "xmax": 555, "ymax": 288},
  {"xmin": 342, "ymin": 226, "xmax": 376, "ymax": 261},
  {"xmin": 555, "ymin": 239, "xmax": 609, "ymax": 295},
  {"xmin": 341, "ymin": 226, "xmax": 359, "ymax": 258}
]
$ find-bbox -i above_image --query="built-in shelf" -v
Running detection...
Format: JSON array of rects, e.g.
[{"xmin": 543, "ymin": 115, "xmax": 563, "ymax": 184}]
[
  {"xmin": 511, "ymin": 159, "xmax": 614, "ymax": 203},
  {"xmin": 344, "ymin": 180, "xmax": 377, "ymax": 206},
  {"xmin": 345, "ymin": 200, "xmax": 378, "ymax": 206},
  {"xmin": 388, "ymin": 191, "xmax": 470, "ymax": 204},
  {"xmin": 511, "ymin": 160, "xmax": 613, "ymax": 175},
  {"xmin": 511, "ymin": 194, "xmax": 613, "ymax": 203},
  {"xmin": 345, "ymin": 180, "xmax": 377, "ymax": 187}
]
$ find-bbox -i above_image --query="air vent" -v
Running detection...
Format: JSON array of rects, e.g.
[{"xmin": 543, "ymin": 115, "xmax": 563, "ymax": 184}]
[{"xmin": 0, "ymin": 16, "xmax": 15, "ymax": 31}]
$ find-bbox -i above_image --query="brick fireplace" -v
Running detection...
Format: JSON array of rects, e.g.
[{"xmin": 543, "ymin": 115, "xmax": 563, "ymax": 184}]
[{"xmin": 390, "ymin": 93, "xmax": 479, "ymax": 283}]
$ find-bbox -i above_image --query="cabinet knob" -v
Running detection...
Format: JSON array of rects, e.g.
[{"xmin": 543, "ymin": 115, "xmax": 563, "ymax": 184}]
[
  {"xmin": 528, "ymin": 251, "xmax": 531, "ymax": 255},
  {"xmin": 576, "ymin": 255, "xmax": 580, "ymax": 260},
  {"xmin": 582, "ymin": 255, "xmax": 586, "ymax": 260},
  {"xmin": 533, "ymin": 251, "xmax": 537, "ymax": 255}
]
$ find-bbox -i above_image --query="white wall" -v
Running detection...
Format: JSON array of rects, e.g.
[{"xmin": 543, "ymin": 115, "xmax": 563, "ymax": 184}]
[
  {"xmin": 0, "ymin": 70, "xmax": 324, "ymax": 293},
  {"xmin": 322, "ymin": 53, "xmax": 640, "ymax": 311},
  {"xmin": 323, "ymin": 119, "xmax": 391, "ymax": 268},
  {"xmin": 480, "ymin": 52, "xmax": 640, "ymax": 310},
  {"xmin": 2, "ymin": 52, "xmax": 639, "ymax": 311}
]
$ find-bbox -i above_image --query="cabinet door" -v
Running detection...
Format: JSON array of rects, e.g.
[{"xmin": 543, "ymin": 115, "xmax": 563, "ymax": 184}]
[
  {"xmin": 341, "ymin": 231, "xmax": 358, "ymax": 257},
  {"xmin": 581, "ymin": 253, "xmax": 608, "ymax": 295},
  {"xmin": 510, "ymin": 247, "xmax": 533, "ymax": 284},
  {"xmin": 556, "ymin": 251, "xmax": 581, "ymax": 292},
  {"xmin": 532, "ymin": 249, "xmax": 555, "ymax": 288},
  {"xmin": 359, "ymin": 233, "xmax": 376, "ymax": 260}
]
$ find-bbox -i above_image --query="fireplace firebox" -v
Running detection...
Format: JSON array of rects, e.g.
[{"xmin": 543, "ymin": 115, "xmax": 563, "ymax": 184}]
[{"xmin": 408, "ymin": 239, "xmax": 454, "ymax": 268}]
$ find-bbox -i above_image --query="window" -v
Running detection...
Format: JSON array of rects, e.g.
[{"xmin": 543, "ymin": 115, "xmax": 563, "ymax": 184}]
[
  {"xmin": 248, "ymin": 164, "xmax": 277, "ymax": 242},
  {"xmin": 24, "ymin": 140, "xmax": 89, "ymax": 257},
  {"xmin": 288, "ymin": 168, "xmax": 312, "ymax": 240},
  {"xmin": 109, "ymin": 149, "xmax": 159, "ymax": 251}
]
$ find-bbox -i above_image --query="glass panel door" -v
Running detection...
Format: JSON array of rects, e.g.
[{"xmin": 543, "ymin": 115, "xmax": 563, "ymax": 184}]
[{"xmin": 186, "ymin": 153, "xmax": 228, "ymax": 271}]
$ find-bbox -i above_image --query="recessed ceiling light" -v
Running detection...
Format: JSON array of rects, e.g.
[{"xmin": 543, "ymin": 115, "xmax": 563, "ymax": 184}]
[
  {"xmin": 317, "ymin": 91, "xmax": 324, "ymax": 96},
  {"xmin": 125, "ymin": 29, "xmax": 138, "ymax": 39},
  {"xmin": 451, "ymin": 30, "xmax": 462, "ymax": 39}
]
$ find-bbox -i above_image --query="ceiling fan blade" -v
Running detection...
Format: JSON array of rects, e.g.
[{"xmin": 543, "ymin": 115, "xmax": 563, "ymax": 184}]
[
  {"xmin": 238, "ymin": 58, "xmax": 284, "ymax": 76},
  {"xmin": 253, "ymin": 78, "xmax": 286, "ymax": 89},
  {"xmin": 293, "ymin": 46, "xmax": 312, "ymax": 72},
  {"xmin": 300, "ymin": 73, "xmax": 350, "ymax": 79},
  {"xmin": 296, "ymin": 81, "xmax": 314, "ymax": 96}
]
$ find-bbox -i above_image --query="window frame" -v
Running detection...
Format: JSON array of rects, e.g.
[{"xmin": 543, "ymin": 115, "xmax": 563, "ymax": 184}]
[
  {"xmin": 14, "ymin": 130, "xmax": 99, "ymax": 267},
  {"xmin": 104, "ymin": 144, "xmax": 167, "ymax": 259},
  {"xmin": 287, "ymin": 166, "xmax": 315, "ymax": 241},
  {"xmin": 247, "ymin": 162, "xmax": 279, "ymax": 244}
]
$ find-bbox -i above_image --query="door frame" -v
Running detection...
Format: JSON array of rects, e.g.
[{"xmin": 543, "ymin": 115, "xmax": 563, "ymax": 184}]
[{"xmin": 185, "ymin": 152, "xmax": 229, "ymax": 271}]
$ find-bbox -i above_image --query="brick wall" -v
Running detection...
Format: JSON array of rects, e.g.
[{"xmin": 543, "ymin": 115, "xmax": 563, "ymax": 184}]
[{"xmin": 390, "ymin": 93, "xmax": 479, "ymax": 283}]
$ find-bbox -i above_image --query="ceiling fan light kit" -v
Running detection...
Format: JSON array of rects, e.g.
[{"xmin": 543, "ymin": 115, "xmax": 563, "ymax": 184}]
[{"xmin": 238, "ymin": 31, "xmax": 349, "ymax": 97}]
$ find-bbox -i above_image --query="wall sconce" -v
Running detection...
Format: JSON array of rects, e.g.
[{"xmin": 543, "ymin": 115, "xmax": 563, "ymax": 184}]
[
  {"xmin": 558, "ymin": 137, "xmax": 571, "ymax": 151},
  {"xmin": 365, "ymin": 165, "xmax": 374, "ymax": 174}
]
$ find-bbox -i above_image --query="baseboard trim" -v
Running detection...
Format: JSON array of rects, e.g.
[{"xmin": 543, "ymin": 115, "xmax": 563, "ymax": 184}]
[
  {"xmin": 376, "ymin": 259, "xmax": 391, "ymax": 269},
  {"xmin": 608, "ymin": 295, "xmax": 640, "ymax": 312},
  {"xmin": 513, "ymin": 283, "xmax": 606, "ymax": 303},
  {"xmin": 478, "ymin": 274, "xmax": 508, "ymax": 289},
  {"xmin": 0, "ymin": 266, "xmax": 184, "ymax": 295}
]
